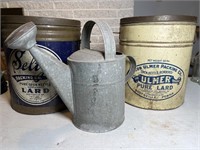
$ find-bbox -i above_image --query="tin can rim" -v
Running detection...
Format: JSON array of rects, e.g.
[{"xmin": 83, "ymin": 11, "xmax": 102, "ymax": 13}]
[
  {"xmin": 120, "ymin": 15, "xmax": 197, "ymax": 24},
  {"xmin": 1, "ymin": 15, "xmax": 80, "ymax": 27}
]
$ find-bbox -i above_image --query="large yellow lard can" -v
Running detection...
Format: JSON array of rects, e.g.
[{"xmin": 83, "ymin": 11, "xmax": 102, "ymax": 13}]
[{"xmin": 120, "ymin": 15, "xmax": 197, "ymax": 110}]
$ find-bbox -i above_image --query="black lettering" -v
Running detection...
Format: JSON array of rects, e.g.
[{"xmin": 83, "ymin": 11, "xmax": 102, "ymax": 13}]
[
  {"xmin": 27, "ymin": 89, "xmax": 33, "ymax": 93},
  {"xmin": 43, "ymin": 88, "xmax": 49, "ymax": 93},
  {"xmin": 12, "ymin": 51, "xmax": 26, "ymax": 72},
  {"xmin": 22, "ymin": 62, "xmax": 28, "ymax": 70},
  {"xmin": 29, "ymin": 59, "xmax": 40, "ymax": 71},
  {"xmin": 11, "ymin": 50, "xmax": 41, "ymax": 72},
  {"xmin": 35, "ymin": 89, "xmax": 41, "ymax": 93},
  {"xmin": 22, "ymin": 88, "xmax": 26, "ymax": 93}
]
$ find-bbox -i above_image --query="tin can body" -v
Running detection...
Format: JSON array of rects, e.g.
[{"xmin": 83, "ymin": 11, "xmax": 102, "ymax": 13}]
[
  {"xmin": 2, "ymin": 16, "xmax": 80, "ymax": 114},
  {"xmin": 120, "ymin": 15, "xmax": 197, "ymax": 110}
]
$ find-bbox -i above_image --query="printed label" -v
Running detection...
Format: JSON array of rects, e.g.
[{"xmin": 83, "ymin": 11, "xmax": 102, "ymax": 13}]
[
  {"xmin": 9, "ymin": 45, "xmax": 61, "ymax": 105},
  {"xmin": 127, "ymin": 62, "xmax": 184, "ymax": 101}
]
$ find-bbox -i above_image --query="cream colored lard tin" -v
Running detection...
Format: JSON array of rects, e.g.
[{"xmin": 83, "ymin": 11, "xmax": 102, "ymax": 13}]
[{"xmin": 120, "ymin": 15, "xmax": 197, "ymax": 110}]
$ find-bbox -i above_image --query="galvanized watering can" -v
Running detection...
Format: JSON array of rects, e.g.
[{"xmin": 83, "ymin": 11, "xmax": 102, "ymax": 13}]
[{"xmin": 4, "ymin": 20, "xmax": 136, "ymax": 133}]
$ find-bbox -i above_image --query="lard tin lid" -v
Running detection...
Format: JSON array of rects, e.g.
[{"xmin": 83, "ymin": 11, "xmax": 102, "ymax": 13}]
[
  {"xmin": 1, "ymin": 15, "xmax": 80, "ymax": 27},
  {"xmin": 68, "ymin": 49, "xmax": 104, "ymax": 62},
  {"xmin": 120, "ymin": 15, "xmax": 197, "ymax": 25}
]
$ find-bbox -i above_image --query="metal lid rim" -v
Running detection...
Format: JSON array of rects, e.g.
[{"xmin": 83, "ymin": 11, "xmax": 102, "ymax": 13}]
[{"xmin": 120, "ymin": 15, "xmax": 197, "ymax": 24}]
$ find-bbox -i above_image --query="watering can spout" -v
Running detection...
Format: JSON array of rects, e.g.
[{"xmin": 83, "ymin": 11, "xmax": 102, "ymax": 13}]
[
  {"xmin": 30, "ymin": 47, "xmax": 74, "ymax": 114},
  {"xmin": 5, "ymin": 20, "xmax": 136, "ymax": 133},
  {"xmin": 4, "ymin": 22, "xmax": 74, "ymax": 114}
]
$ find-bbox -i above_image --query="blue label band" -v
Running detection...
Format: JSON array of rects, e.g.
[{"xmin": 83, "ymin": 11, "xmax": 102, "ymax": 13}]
[
  {"xmin": 128, "ymin": 62, "xmax": 184, "ymax": 101},
  {"xmin": 132, "ymin": 74, "xmax": 181, "ymax": 85},
  {"xmin": 37, "ymin": 41, "xmax": 80, "ymax": 63}
]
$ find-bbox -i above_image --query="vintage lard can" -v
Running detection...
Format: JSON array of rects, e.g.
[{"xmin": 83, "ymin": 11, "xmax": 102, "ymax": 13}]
[
  {"xmin": 2, "ymin": 15, "xmax": 80, "ymax": 114},
  {"xmin": 120, "ymin": 15, "xmax": 197, "ymax": 110}
]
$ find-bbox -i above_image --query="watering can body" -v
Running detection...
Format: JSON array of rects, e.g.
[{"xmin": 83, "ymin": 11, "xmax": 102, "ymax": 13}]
[
  {"xmin": 69, "ymin": 51, "xmax": 126, "ymax": 132},
  {"xmin": 4, "ymin": 20, "xmax": 136, "ymax": 133}
]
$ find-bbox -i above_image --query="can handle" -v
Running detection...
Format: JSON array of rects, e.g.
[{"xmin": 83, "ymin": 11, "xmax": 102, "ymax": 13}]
[
  {"xmin": 81, "ymin": 20, "xmax": 116, "ymax": 60},
  {"xmin": 125, "ymin": 56, "xmax": 136, "ymax": 83}
]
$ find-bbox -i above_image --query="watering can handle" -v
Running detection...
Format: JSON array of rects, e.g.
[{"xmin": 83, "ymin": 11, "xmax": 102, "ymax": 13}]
[
  {"xmin": 81, "ymin": 20, "xmax": 116, "ymax": 60},
  {"xmin": 125, "ymin": 56, "xmax": 136, "ymax": 83}
]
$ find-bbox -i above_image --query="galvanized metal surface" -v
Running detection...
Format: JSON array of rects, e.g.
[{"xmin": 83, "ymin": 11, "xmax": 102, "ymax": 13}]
[
  {"xmin": 81, "ymin": 20, "xmax": 116, "ymax": 60},
  {"xmin": 5, "ymin": 21, "xmax": 136, "ymax": 133}
]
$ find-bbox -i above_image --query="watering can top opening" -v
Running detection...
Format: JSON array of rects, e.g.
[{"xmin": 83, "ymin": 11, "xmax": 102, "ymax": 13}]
[
  {"xmin": 68, "ymin": 49, "xmax": 123, "ymax": 62},
  {"xmin": 68, "ymin": 49, "xmax": 105, "ymax": 62}
]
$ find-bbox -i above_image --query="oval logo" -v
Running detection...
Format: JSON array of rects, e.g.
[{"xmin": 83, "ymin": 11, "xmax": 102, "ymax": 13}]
[
  {"xmin": 9, "ymin": 44, "xmax": 61, "ymax": 105},
  {"xmin": 127, "ymin": 62, "xmax": 184, "ymax": 101}
]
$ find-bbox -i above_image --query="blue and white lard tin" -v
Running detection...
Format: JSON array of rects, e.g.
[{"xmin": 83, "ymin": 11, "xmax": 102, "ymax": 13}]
[{"xmin": 2, "ymin": 16, "xmax": 80, "ymax": 114}]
